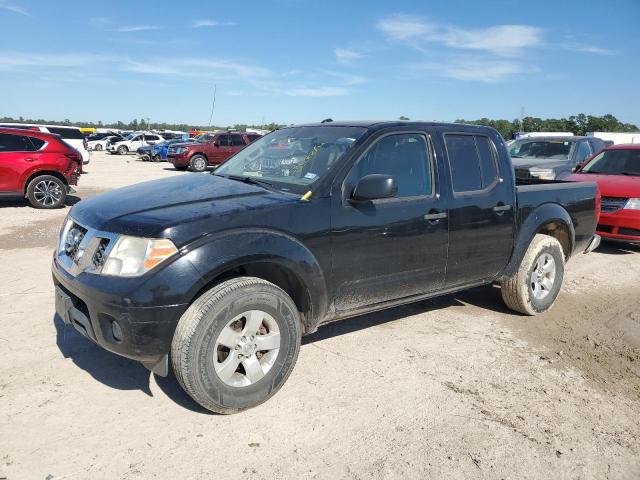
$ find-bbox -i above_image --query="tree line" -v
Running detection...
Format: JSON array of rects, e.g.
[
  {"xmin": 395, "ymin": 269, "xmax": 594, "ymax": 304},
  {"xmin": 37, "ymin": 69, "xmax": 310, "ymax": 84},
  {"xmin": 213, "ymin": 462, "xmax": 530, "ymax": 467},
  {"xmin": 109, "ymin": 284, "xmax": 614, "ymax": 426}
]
[
  {"xmin": 453, "ymin": 114, "xmax": 638, "ymax": 139},
  {"xmin": 0, "ymin": 116, "xmax": 285, "ymax": 132}
]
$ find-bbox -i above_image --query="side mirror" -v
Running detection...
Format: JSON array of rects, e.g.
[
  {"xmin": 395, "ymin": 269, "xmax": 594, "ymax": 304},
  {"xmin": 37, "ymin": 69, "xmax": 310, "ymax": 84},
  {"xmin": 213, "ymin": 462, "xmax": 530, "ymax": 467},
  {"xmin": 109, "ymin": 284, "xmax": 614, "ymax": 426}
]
[
  {"xmin": 213, "ymin": 141, "xmax": 220, "ymax": 147},
  {"xmin": 351, "ymin": 174, "xmax": 398, "ymax": 202}
]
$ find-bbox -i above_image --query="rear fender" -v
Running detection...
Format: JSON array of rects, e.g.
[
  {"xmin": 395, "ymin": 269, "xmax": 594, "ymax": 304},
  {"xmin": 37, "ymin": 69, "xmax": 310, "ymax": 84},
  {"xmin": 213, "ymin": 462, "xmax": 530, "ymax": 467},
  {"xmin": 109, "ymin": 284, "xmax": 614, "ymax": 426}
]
[{"xmin": 501, "ymin": 203, "xmax": 574, "ymax": 278}]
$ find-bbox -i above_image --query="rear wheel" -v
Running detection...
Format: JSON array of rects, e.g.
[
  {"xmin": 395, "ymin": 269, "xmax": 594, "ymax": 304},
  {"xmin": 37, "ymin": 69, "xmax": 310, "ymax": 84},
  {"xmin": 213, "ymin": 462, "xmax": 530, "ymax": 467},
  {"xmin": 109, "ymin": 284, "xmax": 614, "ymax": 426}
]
[
  {"xmin": 94, "ymin": 144, "xmax": 103, "ymax": 151},
  {"xmin": 501, "ymin": 234, "xmax": 565, "ymax": 315},
  {"xmin": 152, "ymin": 154, "xmax": 162, "ymax": 162},
  {"xmin": 171, "ymin": 277, "xmax": 302, "ymax": 414},
  {"xmin": 190, "ymin": 155, "xmax": 208, "ymax": 172},
  {"xmin": 117, "ymin": 145, "xmax": 128, "ymax": 155},
  {"xmin": 26, "ymin": 175, "xmax": 67, "ymax": 209}
]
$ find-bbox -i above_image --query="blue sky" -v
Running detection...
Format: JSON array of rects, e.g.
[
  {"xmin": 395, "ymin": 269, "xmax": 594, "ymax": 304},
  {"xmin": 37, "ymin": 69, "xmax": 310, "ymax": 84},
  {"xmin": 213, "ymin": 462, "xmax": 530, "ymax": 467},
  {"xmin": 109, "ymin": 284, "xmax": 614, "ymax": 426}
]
[{"xmin": 1, "ymin": 0, "xmax": 638, "ymax": 126}]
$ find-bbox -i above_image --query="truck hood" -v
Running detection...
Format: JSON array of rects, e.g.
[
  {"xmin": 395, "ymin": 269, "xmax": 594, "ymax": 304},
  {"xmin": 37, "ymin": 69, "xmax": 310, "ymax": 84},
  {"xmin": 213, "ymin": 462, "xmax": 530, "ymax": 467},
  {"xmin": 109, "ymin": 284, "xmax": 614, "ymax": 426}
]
[
  {"xmin": 567, "ymin": 173, "xmax": 640, "ymax": 198},
  {"xmin": 71, "ymin": 174, "xmax": 299, "ymax": 243},
  {"xmin": 511, "ymin": 157, "xmax": 570, "ymax": 170}
]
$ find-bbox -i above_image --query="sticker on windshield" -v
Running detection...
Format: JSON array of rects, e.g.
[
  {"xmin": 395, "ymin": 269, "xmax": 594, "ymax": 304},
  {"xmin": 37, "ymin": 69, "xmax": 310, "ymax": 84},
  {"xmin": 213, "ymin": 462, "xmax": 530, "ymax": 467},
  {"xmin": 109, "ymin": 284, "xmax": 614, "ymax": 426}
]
[{"xmin": 304, "ymin": 172, "xmax": 318, "ymax": 179}]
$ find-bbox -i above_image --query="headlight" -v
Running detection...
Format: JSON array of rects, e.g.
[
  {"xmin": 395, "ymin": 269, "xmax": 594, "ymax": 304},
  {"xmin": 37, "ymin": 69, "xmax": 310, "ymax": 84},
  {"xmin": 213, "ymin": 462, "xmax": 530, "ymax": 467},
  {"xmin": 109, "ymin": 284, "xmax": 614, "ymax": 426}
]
[
  {"xmin": 529, "ymin": 168, "xmax": 556, "ymax": 180},
  {"xmin": 102, "ymin": 236, "xmax": 178, "ymax": 277},
  {"xmin": 625, "ymin": 198, "xmax": 640, "ymax": 210},
  {"xmin": 174, "ymin": 147, "xmax": 186, "ymax": 154}
]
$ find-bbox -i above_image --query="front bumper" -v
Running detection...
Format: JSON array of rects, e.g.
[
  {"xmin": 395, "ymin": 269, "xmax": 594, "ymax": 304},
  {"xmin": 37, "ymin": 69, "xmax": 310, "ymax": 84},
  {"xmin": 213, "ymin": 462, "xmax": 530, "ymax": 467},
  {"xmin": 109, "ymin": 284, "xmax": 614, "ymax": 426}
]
[
  {"xmin": 52, "ymin": 255, "xmax": 189, "ymax": 375},
  {"xmin": 168, "ymin": 152, "xmax": 189, "ymax": 167},
  {"xmin": 597, "ymin": 209, "xmax": 640, "ymax": 244}
]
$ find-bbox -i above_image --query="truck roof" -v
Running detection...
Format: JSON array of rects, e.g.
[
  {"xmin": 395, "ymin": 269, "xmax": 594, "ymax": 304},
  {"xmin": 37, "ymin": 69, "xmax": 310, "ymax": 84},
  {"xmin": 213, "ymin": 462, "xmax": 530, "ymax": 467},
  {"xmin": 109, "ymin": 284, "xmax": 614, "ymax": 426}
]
[{"xmin": 293, "ymin": 120, "xmax": 499, "ymax": 133}]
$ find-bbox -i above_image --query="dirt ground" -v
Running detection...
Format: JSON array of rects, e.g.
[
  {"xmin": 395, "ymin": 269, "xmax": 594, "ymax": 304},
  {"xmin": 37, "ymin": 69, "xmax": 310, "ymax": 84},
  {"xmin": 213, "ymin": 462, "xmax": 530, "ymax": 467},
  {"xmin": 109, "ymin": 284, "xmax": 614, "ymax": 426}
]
[{"xmin": 1, "ymin": 152, "xmax": 639, "ymax": 480}]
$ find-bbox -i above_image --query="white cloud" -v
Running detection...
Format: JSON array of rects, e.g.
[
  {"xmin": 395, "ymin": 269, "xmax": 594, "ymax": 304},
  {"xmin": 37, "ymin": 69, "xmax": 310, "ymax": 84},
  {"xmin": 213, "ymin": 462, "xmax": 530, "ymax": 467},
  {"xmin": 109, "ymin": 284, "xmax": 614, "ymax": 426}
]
[
  {"xmin": 377, "ymin": 14, "xmax": 542, "ymax": 56},
  {"xmin": 285, "ymin": 86, "xmax": 349, "ymax": 97},
  {"xmin": 563, "ymin": 43, "xmax": 616, "ymax": 55},
  {"xmin": 412, "ymin": 57, "xmax": 530, "ymax": 83},
  {"xmin": 322, "ymin": 70, "xmax": 367, "ymax": 85},
  {"xmin": 114, "ymin": 25, "xmax": 159, "ymax": 33},
  {"xmin": 0, "ymin": 1, "xmax": 30, "ymax": 16},
  {"xmin": 334, "ymin": 48, "xmax": 363, "ymax": 65},
  {"xmin": 192, "ymin": 19, "xmax": 217, "ymax": 28}
]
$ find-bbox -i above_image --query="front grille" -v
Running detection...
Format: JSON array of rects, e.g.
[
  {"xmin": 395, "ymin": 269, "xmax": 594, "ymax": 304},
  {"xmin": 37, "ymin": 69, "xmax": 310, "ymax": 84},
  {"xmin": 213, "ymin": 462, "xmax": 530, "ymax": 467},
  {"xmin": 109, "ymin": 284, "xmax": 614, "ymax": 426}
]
[
  {"xmin": 57, "ymin": 219, "xmax": 118, "ymax": 276},
  {"xmin": 92, "ymin": 238, "xmax": 110, "ymax": 268},
  {"xmin": 619, "ymin": 227, "xmax": 640, "ymax": 237},
  {"xmin": 601, "ymin": 197, "xmax": 628, "ymax": 213}
]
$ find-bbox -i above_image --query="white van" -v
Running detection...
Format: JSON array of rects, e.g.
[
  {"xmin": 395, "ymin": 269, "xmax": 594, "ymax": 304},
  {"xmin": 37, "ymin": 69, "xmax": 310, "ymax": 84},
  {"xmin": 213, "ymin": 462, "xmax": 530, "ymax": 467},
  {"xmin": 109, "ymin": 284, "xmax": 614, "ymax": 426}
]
[{"xmin": 0, "ymin": 123, "xmax": 91, "ymax": 164}]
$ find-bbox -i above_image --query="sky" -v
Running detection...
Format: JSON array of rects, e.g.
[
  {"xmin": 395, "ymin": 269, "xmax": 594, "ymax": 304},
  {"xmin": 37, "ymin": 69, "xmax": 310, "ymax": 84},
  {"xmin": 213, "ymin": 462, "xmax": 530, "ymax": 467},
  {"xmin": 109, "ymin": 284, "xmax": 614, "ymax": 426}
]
[{"xmin": 0, "ymin": 0, "xmax": 638, "ymax": 127}]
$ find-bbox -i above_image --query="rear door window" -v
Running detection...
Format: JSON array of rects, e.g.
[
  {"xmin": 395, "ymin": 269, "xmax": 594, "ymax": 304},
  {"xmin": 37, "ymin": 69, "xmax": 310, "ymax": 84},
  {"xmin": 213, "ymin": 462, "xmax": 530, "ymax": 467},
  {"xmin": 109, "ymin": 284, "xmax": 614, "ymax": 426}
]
[
  {"xmin": 0, "ymin": 133, "xmax": 35, "ymax": 152},
  {"xmin": 230, "ymin": 134, "xmax": 245, "ymax": 146},
  {"xmin": 217, "ymin": 135, "xmax": 231, "ymax": 147},
  {"xmin": 445, "ymin": 133, "xmax": 499, "ymax": 193}
]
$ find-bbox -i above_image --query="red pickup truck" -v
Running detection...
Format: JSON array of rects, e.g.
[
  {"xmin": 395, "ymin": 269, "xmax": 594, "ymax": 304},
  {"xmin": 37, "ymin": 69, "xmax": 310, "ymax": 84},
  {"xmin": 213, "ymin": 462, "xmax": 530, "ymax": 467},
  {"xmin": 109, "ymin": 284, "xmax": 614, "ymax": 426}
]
[
  {"xmin": 168, "ymin": 132, "xmax": 262, "ymax": 172},
  {"xmin": 0, "ymin": 127, "xmax": 82, "ymax": 208}
]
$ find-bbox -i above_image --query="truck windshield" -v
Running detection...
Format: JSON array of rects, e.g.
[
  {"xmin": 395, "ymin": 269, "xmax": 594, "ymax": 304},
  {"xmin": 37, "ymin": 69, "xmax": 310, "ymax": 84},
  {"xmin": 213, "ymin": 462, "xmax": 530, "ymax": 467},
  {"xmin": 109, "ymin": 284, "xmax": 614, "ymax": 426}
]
[
  {"xmin": 214, "ymin": 126, "xmax": 367, "ymax": 193},
  {"xmin": 581, "ymin": 149, "xmax": 640, "ymax": 176},
  {"xmin": 509, "ymin": 139, "xmax": 572, "ymax": 159}
]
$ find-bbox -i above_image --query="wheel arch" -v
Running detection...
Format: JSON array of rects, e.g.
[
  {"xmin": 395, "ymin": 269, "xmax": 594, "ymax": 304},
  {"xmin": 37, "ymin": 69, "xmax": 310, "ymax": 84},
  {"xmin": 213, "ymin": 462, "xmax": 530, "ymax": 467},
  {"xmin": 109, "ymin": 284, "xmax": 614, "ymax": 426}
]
[
  {"xmin": 182, "ymin": 228, "xmax": 328, "ymax": 334},
  {"xmin": 501, "ymin": 203, "xmax": 575, "ymax": 278},
  {"xmin": 23, "ymin": 170, "xmax": 68, "ymax": 195}
]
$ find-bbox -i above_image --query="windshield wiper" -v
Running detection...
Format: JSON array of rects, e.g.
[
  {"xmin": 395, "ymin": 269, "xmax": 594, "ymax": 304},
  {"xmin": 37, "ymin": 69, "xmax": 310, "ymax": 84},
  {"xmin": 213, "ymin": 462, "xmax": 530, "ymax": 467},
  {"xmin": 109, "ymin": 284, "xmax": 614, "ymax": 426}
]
[{"xmin": 216, "ymin": 174, "xmax": 276, "ymax": 190}]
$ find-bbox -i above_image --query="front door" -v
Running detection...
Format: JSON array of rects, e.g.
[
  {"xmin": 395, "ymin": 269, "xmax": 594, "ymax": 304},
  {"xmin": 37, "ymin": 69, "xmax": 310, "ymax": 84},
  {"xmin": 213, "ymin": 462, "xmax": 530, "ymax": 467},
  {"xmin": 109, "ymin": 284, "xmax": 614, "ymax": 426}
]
[
  {"xmin": 330, "ymin": 130, "xmax": 449, "ymax": 313},
  {"xmin": 438, "ymin": 130, "xmax": 515, "ymax": 286}
]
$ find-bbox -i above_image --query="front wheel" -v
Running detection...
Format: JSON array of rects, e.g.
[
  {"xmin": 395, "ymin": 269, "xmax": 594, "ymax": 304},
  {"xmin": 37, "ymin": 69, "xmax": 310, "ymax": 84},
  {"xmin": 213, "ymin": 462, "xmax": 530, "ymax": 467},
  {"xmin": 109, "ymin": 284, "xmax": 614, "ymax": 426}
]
[
  {"xmin": 500, "ymin": 234, "xmax": 565, "ymax": 315},
  {"xmin": 117, "ymin": 145, "xmax": 128, "ymax": 155},
  {"xmin": 171, "ymin": 277, "xmax": 302, "ymax": 414},
  {"xmin": 94, "ymin": 144, "xmax": 103, "ymax": 151},
  {"xmin": 190, "ymin": 155, "xmax": 208, "ymax": 172},
  {"xmin": 26, "ymin": 175, "xmax": 67, "ymax": 209}
]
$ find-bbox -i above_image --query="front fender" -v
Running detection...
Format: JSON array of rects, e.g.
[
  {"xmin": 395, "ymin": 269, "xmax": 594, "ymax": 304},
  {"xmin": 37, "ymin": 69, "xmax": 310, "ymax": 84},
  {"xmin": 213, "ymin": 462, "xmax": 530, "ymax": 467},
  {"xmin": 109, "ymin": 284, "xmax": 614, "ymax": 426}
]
[
  {"xmin": 502, "ymin": 203, "xmax": 575, "ymax": 278},
  {"xmin": 182, "ymin": 228, "xmax": 328, "ymax": 330}
]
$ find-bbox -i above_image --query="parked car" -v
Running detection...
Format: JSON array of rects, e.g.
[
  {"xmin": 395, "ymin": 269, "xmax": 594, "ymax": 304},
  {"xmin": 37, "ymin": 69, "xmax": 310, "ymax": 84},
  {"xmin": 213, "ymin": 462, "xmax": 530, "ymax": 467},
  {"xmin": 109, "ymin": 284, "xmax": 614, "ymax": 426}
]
[
  {"xmin": 52, "ymin": 121, "xmax": 600, "ymax": 413},
  {"xmin": 139, "ymin": 138, "xmax": 192, "ymax": 162},
  {"xmin": 108, "ymin": 132, "xmax": 165, "ymax": 155},
  {"xmin": 0, "ymin": 123, "xmax": 91, "ymax": 165},
  {"xmin": 0, "ymin": 127, "xmax": 82, "ymax": 208},
  {"xmin": 167, "ymin": 131, "xmax": 262, "ymax": 171},
  {"xmin": 88, "ymin": 135, "xmax": 124, "ymax": 151},
  {"xmin": 568, "ymin": 144, "xmax": 640, "ymax": 244},
  {"xmin": 509, "ymin": 136, "xmax": 606, "ymax": 181}
]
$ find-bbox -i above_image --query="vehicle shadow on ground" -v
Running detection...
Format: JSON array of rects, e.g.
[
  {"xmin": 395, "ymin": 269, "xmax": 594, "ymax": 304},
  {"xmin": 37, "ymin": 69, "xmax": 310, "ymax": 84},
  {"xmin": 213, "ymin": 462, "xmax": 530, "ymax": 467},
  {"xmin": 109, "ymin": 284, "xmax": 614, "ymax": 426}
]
[
  {"xmin": 0, "ymin": 195, "xmax": 82, "ymax": 209},
  {"xmin": 303, "ymin": 284, "xmax": 508, "ymax": 344},
  {"xmin": 595, "ymin": 242, "xmax": 640, "ymax": 255},
  {"xmin": 53, "ymin": 284, "xmax": 508, "ymax": 414},
  {"xmin": 53, "ymin": 314, "xmax": 212, "ymax": 414}
]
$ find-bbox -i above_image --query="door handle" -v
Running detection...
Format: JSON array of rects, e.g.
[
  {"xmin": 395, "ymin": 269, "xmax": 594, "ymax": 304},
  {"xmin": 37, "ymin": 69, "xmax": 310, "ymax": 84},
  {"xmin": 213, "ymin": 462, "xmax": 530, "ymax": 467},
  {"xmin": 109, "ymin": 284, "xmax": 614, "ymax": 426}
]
[
  {"xmin": 24, "ymin": 158, "xmax": 36, "ymax": 162},
  {"xmin": 424, "ymin": 212, "xmax": 447, "ymax": 224},
  {"xmin": 493, "ymin": 204, "xmax": 512, "ymax": 215}
]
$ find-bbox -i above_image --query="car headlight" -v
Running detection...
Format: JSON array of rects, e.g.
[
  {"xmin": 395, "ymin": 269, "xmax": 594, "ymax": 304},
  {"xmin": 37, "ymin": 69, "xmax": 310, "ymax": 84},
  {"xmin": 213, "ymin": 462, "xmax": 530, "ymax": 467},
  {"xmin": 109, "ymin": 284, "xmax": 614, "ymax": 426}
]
[
  {"xmin": 174, "ymin": 147, "xmax": 186, "ymax": 154},
  {"xmin": 624, "ymin": 198, "xmax": 640, "ymax": 210},
  {"xmin": 102, "ymin": 236, "xmax": 178, "ymax": 277},
  {"xmin": 529, "ymin": 168, "xmax": 556, "ymax": 180}
]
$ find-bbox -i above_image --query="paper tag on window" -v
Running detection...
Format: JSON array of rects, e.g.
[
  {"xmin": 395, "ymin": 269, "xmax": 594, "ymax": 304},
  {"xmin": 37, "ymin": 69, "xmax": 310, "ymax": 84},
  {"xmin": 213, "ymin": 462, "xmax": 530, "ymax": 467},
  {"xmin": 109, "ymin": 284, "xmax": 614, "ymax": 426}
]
[{"xmin": 304, "ymin": 172, "xmax": 318, "ymax": 179}]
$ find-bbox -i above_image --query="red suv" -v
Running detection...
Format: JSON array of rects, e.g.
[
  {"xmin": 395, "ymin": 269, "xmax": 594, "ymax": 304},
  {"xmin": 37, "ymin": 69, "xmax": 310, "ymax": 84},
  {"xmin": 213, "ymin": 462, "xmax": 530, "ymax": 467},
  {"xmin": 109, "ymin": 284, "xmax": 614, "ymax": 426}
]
[
  {"xmin": 168, "ymin": 132, "xmax": 261, "ymax": 172},
  {"xmin": 0, "ymin": 128, "xmax": 82, "ymax": 208}
]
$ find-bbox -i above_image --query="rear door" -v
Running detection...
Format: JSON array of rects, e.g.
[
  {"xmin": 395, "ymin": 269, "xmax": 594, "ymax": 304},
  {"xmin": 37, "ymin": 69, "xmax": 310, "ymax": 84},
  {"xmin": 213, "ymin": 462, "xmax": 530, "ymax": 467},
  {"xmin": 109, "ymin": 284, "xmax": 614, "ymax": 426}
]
[
  {"xmin": 0, "ymin": 133, "xmax": 39, "ymax": 192},
  {"xmin": 439, "ymin": 130, "xmax": 515, "ymax": 287}
]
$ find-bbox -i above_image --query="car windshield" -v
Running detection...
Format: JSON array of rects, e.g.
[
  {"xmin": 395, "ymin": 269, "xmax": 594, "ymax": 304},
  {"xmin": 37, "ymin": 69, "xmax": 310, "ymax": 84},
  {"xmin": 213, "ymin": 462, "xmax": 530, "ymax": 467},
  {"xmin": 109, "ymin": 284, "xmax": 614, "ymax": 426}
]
[
  {"xmin": 214, "ymin": 126, "xmax": 367, "ymax": 194},
  {"xmin": 509, "ymin": 139, "xmax": 572, "ymax": 159},
  {"xmin": 196, "ymin": 134, "xmax": 215, "ymax": 143},
  {"xmin": 581, "ymin": 149, "xmax": 640, "ymax": 176},
  {"xmin": 124, "ymin": 133, "xmax": 137, "ymax": 141}
]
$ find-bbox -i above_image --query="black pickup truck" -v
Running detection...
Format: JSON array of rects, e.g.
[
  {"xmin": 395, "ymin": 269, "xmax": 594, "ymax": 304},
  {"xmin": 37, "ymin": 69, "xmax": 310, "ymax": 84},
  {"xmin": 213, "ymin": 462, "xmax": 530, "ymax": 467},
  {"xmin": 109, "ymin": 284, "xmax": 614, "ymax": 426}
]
[{"xmin": 52, "ymin": 121, "xmax": 600, "ymax": 413}]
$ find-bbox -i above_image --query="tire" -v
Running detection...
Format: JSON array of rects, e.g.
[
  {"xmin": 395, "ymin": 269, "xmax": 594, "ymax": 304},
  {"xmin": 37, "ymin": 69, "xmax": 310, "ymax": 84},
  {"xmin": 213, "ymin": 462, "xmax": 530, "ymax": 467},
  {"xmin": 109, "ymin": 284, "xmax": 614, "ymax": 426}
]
[
  {"xmin": 171, "ymin": 277, "xmax": 302, "ymax": 414},
  {"xmin": 152, "ymin": 154, "xmax": 161, "ymax": 162},
  {"xmin": 190, "ymin": 155, "xmax": 208, "ymax": 172},
  {"xmin": 26, "ymin": 175, "xmax": 67, "ymax": 209},
  {"xmin": 117, "ymin": 145, "xmax": 128, "ymax": 155},
  {"xmin": 94, "ymin": 144, "xmax": 103, "ymax": 151},
  {"xmin": 500, "ymin": 234, "xmax": 565, "ymax": 315}
]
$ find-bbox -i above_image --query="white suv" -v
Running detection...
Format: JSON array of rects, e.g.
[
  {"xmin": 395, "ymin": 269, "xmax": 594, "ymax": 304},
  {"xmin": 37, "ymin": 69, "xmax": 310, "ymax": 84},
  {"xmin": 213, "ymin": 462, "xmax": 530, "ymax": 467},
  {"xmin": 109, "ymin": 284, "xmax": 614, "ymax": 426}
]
[
  {"xmin": 108, "ymin": 132, "xmax": 165, "ymax": 155},
  {"xmin": 0, "ymin": 123, "xmax": 91, "ymax": 164}
]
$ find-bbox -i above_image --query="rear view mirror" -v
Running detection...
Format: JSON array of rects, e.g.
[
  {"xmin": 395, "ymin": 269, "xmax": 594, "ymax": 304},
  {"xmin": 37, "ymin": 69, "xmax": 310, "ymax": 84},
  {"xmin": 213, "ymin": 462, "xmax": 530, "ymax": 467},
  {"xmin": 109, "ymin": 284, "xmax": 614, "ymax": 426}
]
[{"xmin": 351, "ymin": 174, "xmax": 397, "ymax": 201}]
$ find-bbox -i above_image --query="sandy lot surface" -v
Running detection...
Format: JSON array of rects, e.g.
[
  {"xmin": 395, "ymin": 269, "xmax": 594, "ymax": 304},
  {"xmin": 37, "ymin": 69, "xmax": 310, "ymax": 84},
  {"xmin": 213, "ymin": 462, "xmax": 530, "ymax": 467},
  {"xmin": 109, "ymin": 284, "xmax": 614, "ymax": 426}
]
[{"xmin": 1, "ymin": 152, "xmax": 639, "ymax": 479}]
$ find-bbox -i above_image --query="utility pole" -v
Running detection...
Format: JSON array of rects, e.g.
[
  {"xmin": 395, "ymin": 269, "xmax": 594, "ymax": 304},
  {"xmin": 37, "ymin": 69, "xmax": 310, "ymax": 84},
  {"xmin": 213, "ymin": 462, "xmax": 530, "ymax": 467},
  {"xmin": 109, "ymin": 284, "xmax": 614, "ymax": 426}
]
[{"xmin": 208, "ymin": 84, "xmax": 217, "ymax": 128}]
